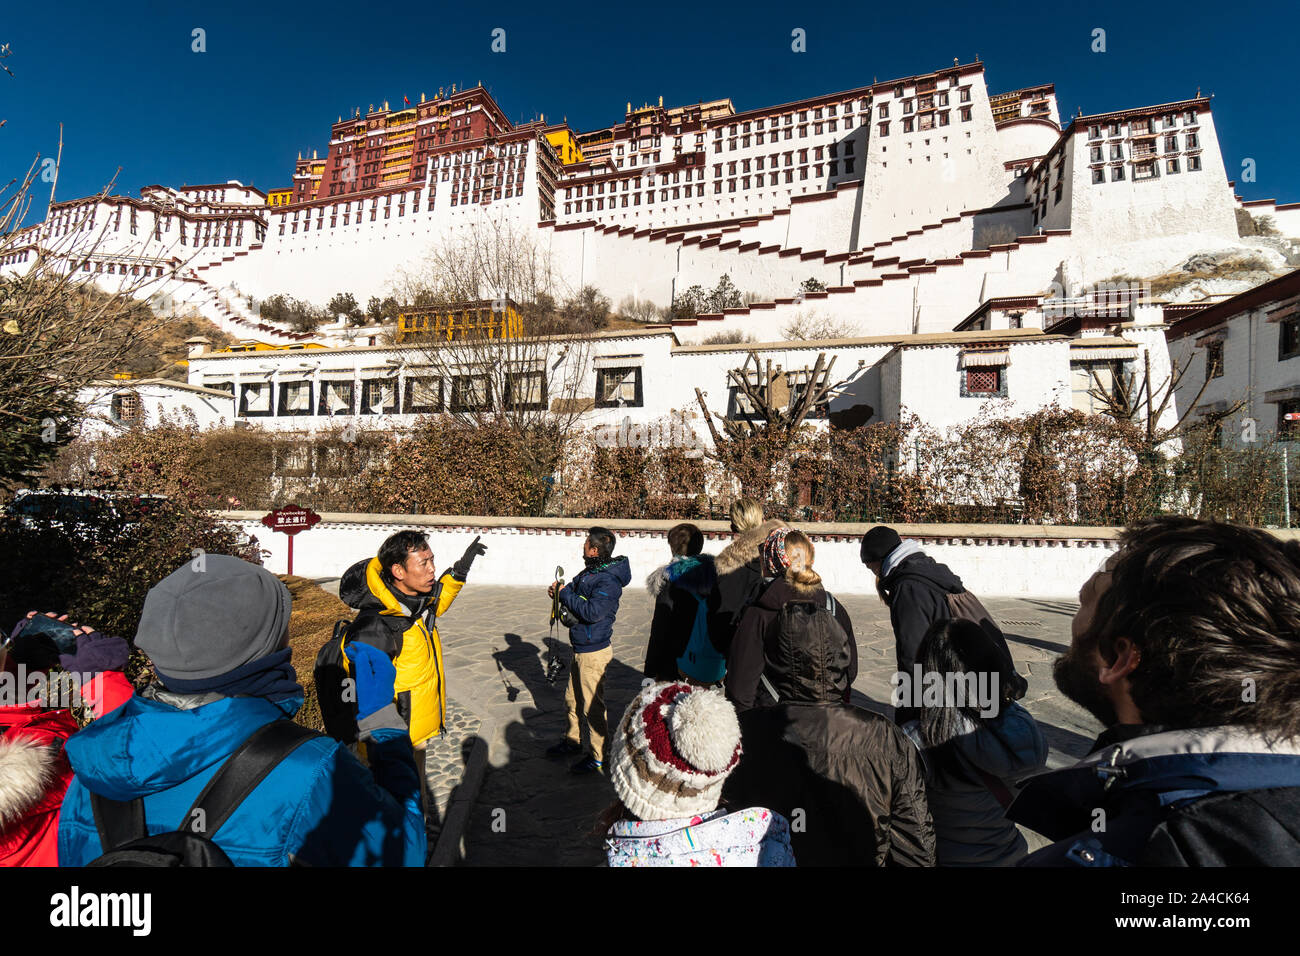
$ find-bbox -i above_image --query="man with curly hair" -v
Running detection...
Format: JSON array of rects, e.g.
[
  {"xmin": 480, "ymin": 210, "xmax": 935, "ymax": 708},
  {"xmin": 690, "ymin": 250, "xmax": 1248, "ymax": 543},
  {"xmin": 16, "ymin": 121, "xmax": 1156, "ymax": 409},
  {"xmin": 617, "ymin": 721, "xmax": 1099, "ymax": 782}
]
[{"xmin": 1010, "ymin": 517, "xmax": 1300, "ymax": 866}]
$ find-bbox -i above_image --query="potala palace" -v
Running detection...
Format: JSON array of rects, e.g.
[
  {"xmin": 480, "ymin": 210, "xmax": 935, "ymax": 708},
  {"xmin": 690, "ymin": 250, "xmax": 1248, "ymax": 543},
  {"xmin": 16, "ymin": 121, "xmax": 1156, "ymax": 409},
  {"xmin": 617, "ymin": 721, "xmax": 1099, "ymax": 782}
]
[{"xmin": 6, "ymin": 58, "xmax": 1299, "ymax": 447}]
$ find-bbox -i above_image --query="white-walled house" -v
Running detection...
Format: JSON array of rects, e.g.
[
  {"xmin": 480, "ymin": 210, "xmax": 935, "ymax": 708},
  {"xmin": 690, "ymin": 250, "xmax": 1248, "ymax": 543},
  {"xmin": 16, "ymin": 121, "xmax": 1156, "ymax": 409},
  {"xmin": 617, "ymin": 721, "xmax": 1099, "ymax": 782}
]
[
  {"xmin": 75, "ymin": 378, "xmax": 237, "ymax": 439},
  {"xmin": 1166, "ymin": 268, "xmax": 1300, "ymax": 445},
  {"xmin": 179, "ymin": 318, "xmax": 1174, "ymax": 452}
]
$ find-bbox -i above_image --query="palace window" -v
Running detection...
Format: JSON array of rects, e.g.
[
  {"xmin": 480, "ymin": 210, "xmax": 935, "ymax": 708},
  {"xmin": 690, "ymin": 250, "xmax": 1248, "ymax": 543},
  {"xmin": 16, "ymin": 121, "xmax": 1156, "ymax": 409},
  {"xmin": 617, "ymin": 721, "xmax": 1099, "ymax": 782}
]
[
  {"xmin": 1071, "ymin": 361, "xmax": 1121, "ymax": 414},
  {"xmin": 360, "ymin": 379, "xmax": 399, "ymax": 415},
  {"xmin": 317, "ymin": 381, "xmax": 354, "ymax": 416},
  {"xmin": 504, "ymin": 370, "xmax": 547, "ymax": 410},
  {"xmin": 1188, "ymin": 155, "xmax": 1201, "ymax": 171},
  {"xmin": 451, "ymin": 375, "xmax": 492, "ymax": 411},
  {"xmin": 1205, "ymin": 340, "xmax": 1225, "ymax": 379},
  {"xmin": 278, "ymin": 381, "xmax": 314, "ymax": 417},
  {"xmin": 1111, "ymin": 166, "xmax": 1125, "ymax": 181},
  {"xmin": 961, "ymin": 366, "xmax": 1005, "ymax": 397},
  {"xmin": 110, "ymin": 391, "xmax": 141, "ymax": 424},
  {"xmin": 240, "ymin": 382, "xmax": 273, "ymax": 417},
  {"xmin": 596, "ymin": 367, "xmax": 642, "ymax": 407}
]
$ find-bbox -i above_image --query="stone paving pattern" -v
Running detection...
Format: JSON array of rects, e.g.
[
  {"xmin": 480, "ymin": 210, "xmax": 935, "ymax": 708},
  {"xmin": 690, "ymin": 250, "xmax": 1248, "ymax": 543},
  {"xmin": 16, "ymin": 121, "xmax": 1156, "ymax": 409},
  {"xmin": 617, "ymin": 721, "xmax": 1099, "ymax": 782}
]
[
  {"xmin": 422, "ymin": 699, "xmax": 482, "ymax": 845},
  {"xmin": 322, "ymin": 578, "xmax": 1100, "ymax": 866}
]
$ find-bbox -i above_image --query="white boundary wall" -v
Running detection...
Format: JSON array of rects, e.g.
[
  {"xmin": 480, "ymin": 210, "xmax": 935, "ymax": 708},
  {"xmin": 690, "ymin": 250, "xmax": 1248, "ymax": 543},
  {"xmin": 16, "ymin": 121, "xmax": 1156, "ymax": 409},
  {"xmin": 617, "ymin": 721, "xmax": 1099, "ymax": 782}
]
[{"xmin": 226, "ymin": 513, "xmax": 1121, "ymax": 598}]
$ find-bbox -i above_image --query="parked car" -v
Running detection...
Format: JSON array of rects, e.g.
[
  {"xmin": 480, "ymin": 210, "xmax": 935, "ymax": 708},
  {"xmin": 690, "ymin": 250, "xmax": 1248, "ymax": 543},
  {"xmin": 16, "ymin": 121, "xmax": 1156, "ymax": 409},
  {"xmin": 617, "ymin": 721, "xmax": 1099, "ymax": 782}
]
[{"xmin": 5, "ymin": 489, "xmax": 169, "ymax": 533}]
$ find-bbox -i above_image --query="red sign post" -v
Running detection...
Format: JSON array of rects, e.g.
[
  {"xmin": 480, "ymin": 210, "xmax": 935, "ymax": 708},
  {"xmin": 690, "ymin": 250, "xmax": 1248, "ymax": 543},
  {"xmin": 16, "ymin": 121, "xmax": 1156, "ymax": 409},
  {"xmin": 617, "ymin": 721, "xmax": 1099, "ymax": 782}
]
[{"xmin": 260, "ymin": 505, "xmax": 322, "ymax": 576}]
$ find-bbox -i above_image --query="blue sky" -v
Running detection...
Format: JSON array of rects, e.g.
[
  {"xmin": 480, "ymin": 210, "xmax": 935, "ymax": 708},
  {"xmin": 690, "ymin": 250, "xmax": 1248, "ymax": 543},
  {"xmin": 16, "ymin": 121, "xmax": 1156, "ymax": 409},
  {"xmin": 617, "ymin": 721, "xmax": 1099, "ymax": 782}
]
[{"xmin": 1, "ymin": 0, "xmax": 1296, "ymax": 217}]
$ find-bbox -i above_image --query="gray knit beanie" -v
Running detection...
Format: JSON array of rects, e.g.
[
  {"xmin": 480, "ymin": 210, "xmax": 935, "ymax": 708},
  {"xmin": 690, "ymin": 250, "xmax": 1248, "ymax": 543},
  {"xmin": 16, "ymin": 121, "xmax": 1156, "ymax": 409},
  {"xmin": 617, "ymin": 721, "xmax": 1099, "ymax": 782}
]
[{"xmin": 135, "ymin": 555, "xmax": 291, "ymax": 681}]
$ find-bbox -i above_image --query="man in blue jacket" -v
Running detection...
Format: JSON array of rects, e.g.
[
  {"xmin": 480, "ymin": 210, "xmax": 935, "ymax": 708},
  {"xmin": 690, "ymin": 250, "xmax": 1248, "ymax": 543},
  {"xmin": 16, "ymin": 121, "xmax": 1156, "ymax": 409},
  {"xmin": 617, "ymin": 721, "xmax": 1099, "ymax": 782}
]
[
  {"xmin": 1009, "ymin": 517, "xmax": 1300, "ymax": 866},
  {"xmin": 58, "ymin": 555, "xmax": 426, "ymax": 866},
  {"xmin": 546, "ymin": 527, "xmax": 631, "ymax": 775}
]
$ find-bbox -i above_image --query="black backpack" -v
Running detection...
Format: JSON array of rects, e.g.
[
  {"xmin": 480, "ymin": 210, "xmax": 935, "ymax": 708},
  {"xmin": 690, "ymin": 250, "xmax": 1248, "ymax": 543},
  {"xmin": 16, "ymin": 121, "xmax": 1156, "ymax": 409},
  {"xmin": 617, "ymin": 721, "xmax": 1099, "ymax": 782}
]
[
  {"xmin": 313, "ymin": 610, "xmax": 381, "ymax": 744},
  {"xmin": 87, "ymin": 719, "xmax": 320, "ymax": 867},
  {"xmin": 758, "ymin": 593, "xmax": 849, "ymax": 705}
]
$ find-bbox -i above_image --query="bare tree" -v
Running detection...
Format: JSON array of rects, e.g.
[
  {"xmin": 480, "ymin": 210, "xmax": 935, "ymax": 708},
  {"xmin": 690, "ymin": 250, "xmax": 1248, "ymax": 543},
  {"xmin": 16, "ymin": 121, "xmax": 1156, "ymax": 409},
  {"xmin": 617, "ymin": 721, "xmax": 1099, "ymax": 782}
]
[
  {"xmin": 781, "ymin": 309, "xmax": 860, "ymax": 341},
  {"xmin": 695, "ymin": 350, "xmax": 840, "ymax": 449},
  {"xmin": 392, "ymin": 218, "xmax": 594, "ymax": 512},
  {"xmin": 1087, "ymin": 349, "xmax": 1243, "ymax": 452},
  {"xmin": 0, "ymin": 153, "xmax": 165, "ymax": 488}
]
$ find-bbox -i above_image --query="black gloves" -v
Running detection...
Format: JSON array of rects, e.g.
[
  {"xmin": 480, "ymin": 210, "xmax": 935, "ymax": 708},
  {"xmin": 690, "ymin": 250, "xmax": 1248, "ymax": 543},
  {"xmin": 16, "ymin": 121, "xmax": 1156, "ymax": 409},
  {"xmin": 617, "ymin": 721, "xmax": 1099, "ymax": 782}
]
[{"xmin": 452, "ymin": 535, "xmax": 488, "ymax": 581}]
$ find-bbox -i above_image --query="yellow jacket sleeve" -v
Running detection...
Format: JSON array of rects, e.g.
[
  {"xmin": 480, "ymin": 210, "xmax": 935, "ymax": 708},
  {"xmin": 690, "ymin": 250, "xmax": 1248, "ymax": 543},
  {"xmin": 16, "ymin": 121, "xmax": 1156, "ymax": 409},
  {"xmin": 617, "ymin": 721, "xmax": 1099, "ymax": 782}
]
[{"xmin": 434, "ymin": 572, "xmax": 464, "ymax": 618}]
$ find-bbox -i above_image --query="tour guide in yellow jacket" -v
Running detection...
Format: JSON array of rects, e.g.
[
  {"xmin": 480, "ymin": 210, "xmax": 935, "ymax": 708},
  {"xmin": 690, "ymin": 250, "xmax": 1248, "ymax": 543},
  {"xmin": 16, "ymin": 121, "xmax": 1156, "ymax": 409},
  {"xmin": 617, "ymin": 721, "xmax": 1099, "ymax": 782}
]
[{"xmin": 339, "ymin": 531, "xmax": 487, "ymax": 744}]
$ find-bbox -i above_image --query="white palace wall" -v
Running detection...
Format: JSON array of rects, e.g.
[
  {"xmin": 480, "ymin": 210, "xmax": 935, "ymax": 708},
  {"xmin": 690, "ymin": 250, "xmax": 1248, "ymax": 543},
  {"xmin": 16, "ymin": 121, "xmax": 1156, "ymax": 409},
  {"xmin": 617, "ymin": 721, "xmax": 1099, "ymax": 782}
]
[{"xmin": 230, "ymin": 512, "xmax": 1121, "ymax": 598}]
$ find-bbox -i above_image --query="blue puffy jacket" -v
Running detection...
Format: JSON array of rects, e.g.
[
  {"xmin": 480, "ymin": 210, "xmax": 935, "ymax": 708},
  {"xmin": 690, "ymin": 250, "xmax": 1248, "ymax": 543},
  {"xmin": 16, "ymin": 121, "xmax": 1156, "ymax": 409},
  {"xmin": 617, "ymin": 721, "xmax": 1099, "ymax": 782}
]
[
  {"xmin": 58, "ymin": 691, "xmax": 426, "ymax": 867},
  {"xmin": 558, "ymin": 555, "xmax": 632, "ymax": 654}
]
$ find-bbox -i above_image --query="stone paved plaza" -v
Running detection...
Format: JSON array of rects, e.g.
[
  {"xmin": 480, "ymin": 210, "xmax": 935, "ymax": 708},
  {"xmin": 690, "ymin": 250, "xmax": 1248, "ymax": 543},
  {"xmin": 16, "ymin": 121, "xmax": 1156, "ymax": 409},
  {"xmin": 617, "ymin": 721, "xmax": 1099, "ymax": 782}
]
[{"xmin": 322, "ymin": 578, "xmax": 1101, "ymax": 866}]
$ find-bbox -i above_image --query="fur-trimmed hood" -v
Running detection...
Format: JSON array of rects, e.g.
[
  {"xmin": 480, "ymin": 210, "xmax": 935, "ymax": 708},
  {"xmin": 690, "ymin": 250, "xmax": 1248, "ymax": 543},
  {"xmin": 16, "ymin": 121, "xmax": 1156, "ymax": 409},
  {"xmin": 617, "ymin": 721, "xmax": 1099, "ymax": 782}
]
[
  {"xmin": 715, "ymin": 519, "xmax": 786, "ymax": 577},
  {"xmin": 646, "ymin": 554, "xmax": 718, "ymax": 600},
  {"xmin": 0, "ymin": 735, "xmax": 61, "ymax": 829}
]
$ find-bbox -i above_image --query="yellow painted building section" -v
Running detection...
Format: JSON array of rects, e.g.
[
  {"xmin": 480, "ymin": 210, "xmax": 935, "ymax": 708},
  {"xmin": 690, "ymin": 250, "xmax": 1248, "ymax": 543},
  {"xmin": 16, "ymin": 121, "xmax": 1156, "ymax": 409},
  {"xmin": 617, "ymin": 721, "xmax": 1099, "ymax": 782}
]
[
  {"xmin": 545, "ymin": 129, "xmax": 584, "ymax": 165},
  {"xmin": 216, "ymin": 340, "xmax": 327, "ymax": 353},
  {"xmin": 266, "ymin": 189, "xmax": 293, "ymax": 207},
  {"xmin": 396, "ymin": 299, "xmax": 523, "ymax": 343}
]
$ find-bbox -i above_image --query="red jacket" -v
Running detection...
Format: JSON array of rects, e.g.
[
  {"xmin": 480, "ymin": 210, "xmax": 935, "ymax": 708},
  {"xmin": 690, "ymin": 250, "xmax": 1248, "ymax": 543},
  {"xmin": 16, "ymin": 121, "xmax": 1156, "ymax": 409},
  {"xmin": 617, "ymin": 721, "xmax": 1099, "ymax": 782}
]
[{"xmin": 0, "ymin": 672, "xmax": 133, "ymax": 866}]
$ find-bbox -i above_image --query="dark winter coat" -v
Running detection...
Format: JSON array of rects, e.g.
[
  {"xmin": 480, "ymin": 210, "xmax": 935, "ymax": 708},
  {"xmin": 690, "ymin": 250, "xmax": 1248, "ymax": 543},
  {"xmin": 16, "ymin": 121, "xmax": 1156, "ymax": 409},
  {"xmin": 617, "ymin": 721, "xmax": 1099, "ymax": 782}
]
[
  {"xmin": 880, "ymin": 551, "xmax": 966, "ymax": 723},
  {"xmin": 1009, "ymin": 725, "xmax": 1300, "ymax": 866},
  {"xmin": 904, "ymin": 701, "xmax": 1047, "ymax": 866},
  {"xmin": 558, "ymin": 556, "xmax": 632, "ymax": 654},
  {"xmin": 726, "ymin": 577, "xmax": 856, "ymax": 713},
  {"xmin": 712, "ymin": 519, "xmax": 786, "ymax": 653},
  {"xmin": 643, "ymin": 555, "xmax": 719, "ymax": 681},
  {"xmin": 721, "ymin": 598, "xmax": 936, "ymax": 866}
]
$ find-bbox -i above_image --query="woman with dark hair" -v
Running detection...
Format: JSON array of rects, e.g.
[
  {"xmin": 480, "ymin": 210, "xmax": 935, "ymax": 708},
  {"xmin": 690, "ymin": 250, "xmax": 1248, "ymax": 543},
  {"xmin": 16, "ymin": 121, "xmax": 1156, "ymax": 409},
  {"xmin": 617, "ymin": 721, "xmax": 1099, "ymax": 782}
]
[
  {"xmin": 903, "ymin": 618, "xmax": 1046, "ymax": 866},
  {"xmin": 643, "ymin": 523, "xmax": 719, "ymax": 682}
]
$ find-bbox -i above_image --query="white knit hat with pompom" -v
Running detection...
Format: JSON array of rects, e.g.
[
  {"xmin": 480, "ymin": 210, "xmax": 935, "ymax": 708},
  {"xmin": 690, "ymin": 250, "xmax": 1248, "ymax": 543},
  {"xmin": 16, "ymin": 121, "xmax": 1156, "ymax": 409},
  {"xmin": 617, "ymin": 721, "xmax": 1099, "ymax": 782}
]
[{"xmin": 608, "ymin": 681, "xmax": 742, "ymax": 822}]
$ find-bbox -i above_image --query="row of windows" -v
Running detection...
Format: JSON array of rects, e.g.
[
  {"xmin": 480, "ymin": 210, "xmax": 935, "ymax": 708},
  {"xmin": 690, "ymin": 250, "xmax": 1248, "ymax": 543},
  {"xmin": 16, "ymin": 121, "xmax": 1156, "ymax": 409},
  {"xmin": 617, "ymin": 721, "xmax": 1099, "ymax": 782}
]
[
  {"xmin": 877, "ymin": 87, "xmax": 972, "ymax": 117},
  {"xmin": 1086, "ymin": 111, "xmax": 1197, "ymax": 140},
  {"xmin": 561, "ymin": 159, "xmax": 857, "ymax": 213},
  {"xmin": 206, "ymin": 368, "xmax": 647, "ymax": 418},
  {"xmin": 1088, "ymin": 134, "xmax": 1198, "ymax": 163},
  {"xmin": 1085, "ymin": 155, "xmax": 1203, "ymax": 184},
  {"xmin": 715, "ymin": 117, "xmax": 856, "ymax": 150},
  {"xmin": 878, "ymin": 108, "xmax": 972, "ymax": 135}
]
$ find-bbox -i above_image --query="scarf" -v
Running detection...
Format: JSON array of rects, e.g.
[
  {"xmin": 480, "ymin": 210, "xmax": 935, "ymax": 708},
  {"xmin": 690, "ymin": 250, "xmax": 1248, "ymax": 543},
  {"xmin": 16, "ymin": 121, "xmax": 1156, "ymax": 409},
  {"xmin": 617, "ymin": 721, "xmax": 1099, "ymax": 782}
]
[
  {"xmin": 881, "ymin": 539, "xmax": 923, "ymax": 580},
  {"xmin": 156, "ymin": 647, "xmax": 302, "ymax": 702}
]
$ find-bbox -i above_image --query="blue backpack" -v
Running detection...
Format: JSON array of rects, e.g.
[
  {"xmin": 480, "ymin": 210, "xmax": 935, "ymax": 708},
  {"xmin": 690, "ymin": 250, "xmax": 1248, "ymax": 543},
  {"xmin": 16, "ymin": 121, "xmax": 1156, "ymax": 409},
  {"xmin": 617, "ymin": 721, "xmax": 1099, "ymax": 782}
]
[{"xmin": 676, "ymin": 595, "xmax": 726, "ymax": 684}]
